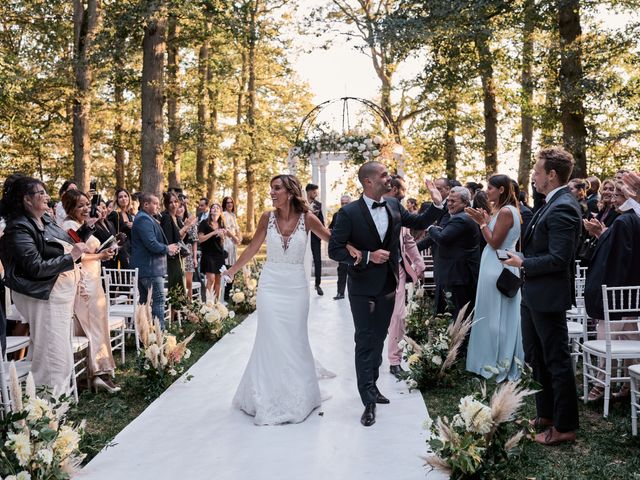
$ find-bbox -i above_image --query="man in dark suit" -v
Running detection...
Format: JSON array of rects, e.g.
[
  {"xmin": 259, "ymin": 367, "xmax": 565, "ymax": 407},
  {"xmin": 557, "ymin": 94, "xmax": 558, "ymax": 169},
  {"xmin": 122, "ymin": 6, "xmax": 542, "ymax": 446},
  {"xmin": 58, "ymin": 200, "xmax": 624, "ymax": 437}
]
[
  {"xmin": 329, "ymin": 162, "xmax": 443, "ymax": 427},
  {"xmin": 328, "ymin": 194, "xmax": 351, "ymax": 300},
  {"xmin": 426, "ymin": 186, "xmax": 481, "ymax": 320},
  {"xmin": 306, "ymin": 183, "xmax": 324, "ymax": 295},
  {"xmin": 503, "ymin": 147, "xmax": 582, "ymax": 445}
]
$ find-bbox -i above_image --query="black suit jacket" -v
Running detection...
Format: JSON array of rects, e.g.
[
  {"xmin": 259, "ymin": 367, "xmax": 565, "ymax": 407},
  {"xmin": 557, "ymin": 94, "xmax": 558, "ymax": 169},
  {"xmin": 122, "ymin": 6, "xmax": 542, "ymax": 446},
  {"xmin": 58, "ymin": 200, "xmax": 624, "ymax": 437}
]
[
  {"xmin": 427, "ymin": 212, "xmax": 481, "ymax": 286},
  {"xmin": 584, "ymin": 211, "xmax": 640, "ymax": 320},
  {"xmin": 521, "ymin": 187, "xmax": 582, "ymax": 312},
  {"xmin": 328, "ymin": 196, "xmax": 442, "ymax": 296}
]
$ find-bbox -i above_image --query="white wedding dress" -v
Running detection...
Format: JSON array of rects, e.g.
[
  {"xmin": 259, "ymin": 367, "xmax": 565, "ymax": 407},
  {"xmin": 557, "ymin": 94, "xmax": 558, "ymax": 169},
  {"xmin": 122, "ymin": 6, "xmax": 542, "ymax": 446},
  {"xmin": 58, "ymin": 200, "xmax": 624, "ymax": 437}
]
[{"xmin": 233, "ymin": 212, "xmax": 328, "ymax": 425}]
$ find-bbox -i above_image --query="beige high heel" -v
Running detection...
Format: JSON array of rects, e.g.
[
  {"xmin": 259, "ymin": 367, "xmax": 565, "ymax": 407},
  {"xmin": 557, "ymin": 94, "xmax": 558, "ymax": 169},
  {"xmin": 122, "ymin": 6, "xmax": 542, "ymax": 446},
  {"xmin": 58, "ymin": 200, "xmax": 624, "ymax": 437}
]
[{"xmin": 93, "ymin": 375, "xmax": 121, "ymax": 394}]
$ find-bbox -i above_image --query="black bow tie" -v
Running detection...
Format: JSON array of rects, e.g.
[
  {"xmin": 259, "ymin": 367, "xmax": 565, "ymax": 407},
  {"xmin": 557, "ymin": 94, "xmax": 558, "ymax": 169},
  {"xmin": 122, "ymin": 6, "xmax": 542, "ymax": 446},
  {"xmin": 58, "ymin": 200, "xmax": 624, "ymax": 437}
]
[{"xmin": 372, "ymin": 201, "xmax": 387, "ymax": 209}]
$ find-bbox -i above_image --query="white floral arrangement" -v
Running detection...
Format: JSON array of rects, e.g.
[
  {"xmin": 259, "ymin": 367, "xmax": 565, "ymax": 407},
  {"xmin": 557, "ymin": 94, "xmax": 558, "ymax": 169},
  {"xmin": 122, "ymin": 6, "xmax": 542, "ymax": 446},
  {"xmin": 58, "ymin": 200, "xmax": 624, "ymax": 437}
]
[
  {"xmin": 136, "ymin": 303, "xmax": 195, "ymax": 388},
  {"xmin": 401, "ymin": 306, "xmax": 473, "ymax": 390},
  {"xmin": 0, "ymin": 363, "xmax": 85, "ymax": 479},
  {"xmin": 229, "ymin": 266, "xmax": 260, "ymax": 314},
  {"xmin": 425, "ymin": 380, "xmax": 536, "ymax": 478},
  {"xmin": 292, "ymin": 131, "xmax": 391, "ymax": 164}
]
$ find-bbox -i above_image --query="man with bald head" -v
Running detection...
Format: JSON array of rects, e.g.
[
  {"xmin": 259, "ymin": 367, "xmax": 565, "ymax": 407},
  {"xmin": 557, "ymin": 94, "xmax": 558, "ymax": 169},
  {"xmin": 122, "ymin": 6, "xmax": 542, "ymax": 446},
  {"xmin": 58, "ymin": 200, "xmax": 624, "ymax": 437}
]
[{"xmin": 329, "ymin": 161, "xmax": 444, "ymax": 427}]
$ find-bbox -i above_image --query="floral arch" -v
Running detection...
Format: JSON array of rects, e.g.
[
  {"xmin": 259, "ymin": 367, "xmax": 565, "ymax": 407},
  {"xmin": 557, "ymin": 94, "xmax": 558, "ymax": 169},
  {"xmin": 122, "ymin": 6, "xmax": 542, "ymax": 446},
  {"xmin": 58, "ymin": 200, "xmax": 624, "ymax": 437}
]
[{"xmin": 286, "ymin": 97, "xmax": 404, "ymax": 217}]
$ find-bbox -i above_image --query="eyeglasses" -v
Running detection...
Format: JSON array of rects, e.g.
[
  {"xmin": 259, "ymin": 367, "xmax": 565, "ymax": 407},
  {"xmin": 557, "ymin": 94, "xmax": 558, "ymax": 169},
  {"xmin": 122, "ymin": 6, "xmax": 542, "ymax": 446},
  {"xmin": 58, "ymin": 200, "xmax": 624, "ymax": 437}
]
[{"xmin": 27, "ymin": 190, "xmax": 47, "ymax": 196}]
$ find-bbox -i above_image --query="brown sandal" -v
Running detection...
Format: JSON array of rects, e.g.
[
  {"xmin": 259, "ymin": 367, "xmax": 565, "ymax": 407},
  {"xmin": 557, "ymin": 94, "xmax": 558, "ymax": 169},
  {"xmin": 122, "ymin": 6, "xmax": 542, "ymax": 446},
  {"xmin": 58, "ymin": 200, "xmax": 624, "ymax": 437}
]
[
  {"xmin": 586, "ymin": 386, "xmax": 604, "ymax": 402},
  {"xmin": 528, "ymin": 416, "xmax": 553, "ymax": 431}
]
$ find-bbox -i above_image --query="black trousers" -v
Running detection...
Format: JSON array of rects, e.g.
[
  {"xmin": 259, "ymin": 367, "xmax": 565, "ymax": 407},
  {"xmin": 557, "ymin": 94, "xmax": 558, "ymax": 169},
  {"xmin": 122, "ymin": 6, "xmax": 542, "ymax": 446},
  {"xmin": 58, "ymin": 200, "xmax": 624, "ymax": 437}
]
[
  {"xmin": 336, "ymin": 263, "xmax": 348, "ymax": 295},
  {"xmin": 310, "ymin": 236, "xmax": 322, "ymax": 287},
  {"xmin": 521, "ymin": 303, "xmax": 579, "ymax": 432},
  {"xmin": 348, "ymin": 274, "xmax": 396, "ymax": 406},
  {"xmin": 446, "ymin": 283, "xmax": 476, "ymax": 321}
]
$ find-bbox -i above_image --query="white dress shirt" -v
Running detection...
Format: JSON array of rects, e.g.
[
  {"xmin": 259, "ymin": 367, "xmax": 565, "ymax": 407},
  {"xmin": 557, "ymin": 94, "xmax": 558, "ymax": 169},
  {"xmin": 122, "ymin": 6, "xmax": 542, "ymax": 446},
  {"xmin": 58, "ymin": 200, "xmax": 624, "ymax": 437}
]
[{"xmin": 363, "ymin": 194, "xmax": 388, "ymax": 242}]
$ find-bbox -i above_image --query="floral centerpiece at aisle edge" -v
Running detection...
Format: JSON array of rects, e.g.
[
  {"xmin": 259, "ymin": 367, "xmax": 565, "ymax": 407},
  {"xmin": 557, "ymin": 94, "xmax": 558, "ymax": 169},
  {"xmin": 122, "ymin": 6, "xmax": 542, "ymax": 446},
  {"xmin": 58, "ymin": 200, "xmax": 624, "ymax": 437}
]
[
  {"xmin": 425, "ymin": 378, "xmax": 537, "ymax": 479},
  {"xmin": 401, "ymin": 305, "xmax": 473, "ymax": 390},
  {"xmin": 292, "ymin": 130, "xmax": 392, "ymax": 164},
  {"xmin": 0, "ymin": 364, "xmax": 85, "ymax": 479},
  {"xmin": 136, "ymin": 303, "xmax": 195, "ymax": 397}
]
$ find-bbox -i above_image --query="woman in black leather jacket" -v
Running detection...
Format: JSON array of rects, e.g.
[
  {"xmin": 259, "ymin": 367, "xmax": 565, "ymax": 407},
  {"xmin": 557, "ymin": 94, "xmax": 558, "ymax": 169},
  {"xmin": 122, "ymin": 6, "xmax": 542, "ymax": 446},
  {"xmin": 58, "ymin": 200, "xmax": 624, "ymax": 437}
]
[{"xmin": 0, "ymin": 176, "xmax": 88, "ymax": 394}]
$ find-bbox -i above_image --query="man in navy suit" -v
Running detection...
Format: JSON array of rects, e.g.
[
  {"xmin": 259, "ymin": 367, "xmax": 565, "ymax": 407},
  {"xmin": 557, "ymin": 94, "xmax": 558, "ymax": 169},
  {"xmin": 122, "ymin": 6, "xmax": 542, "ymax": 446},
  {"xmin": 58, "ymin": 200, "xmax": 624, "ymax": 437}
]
[
  {"xmin": 504, "ymin": 147, "xmax": 582, "ymax": 445},
  {"xmin": 131, "ymin": 192, "xmax": 179, "ymax": 327},
  {"xmin": 329, "ymin": 162, "xmax": 443, "ymax": 426}
]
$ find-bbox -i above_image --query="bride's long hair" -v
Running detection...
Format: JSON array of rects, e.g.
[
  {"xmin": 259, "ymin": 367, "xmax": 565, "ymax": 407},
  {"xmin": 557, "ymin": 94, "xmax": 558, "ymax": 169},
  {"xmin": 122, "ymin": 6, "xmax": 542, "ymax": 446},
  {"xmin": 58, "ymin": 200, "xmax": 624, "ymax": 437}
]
[{"xmin": 271, "ymin": 174, "xmax": 309, "ymax": 214}]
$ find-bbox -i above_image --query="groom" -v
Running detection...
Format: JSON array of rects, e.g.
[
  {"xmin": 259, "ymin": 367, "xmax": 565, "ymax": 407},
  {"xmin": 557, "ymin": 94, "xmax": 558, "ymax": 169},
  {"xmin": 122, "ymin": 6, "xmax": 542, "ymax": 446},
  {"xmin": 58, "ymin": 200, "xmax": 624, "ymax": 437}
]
[{"xmin": 329, "ymin": 161, "xmax": 443, "ymax": 426}]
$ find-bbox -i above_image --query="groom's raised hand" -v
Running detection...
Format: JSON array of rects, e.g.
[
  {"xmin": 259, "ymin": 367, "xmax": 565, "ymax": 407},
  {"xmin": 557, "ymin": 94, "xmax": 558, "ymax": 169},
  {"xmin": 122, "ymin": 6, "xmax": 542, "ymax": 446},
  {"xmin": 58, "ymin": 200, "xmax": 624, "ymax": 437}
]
[{"xmin": 369, "ymin": 249, "xmax": 390, "ymax": 264}]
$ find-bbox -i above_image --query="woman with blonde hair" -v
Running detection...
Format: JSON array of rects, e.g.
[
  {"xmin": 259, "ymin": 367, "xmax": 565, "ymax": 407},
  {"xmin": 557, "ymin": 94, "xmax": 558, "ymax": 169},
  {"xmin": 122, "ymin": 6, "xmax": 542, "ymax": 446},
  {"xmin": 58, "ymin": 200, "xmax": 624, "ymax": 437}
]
[{"xmin": 465, "ymin": 174, "xmax": 524, "ymax": 381}]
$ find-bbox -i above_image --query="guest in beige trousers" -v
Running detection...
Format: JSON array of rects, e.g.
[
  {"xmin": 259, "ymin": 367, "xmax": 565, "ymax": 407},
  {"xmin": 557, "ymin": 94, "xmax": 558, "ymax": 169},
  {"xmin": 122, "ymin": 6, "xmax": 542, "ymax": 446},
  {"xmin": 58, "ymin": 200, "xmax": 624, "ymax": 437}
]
[
  {"xmin": 62, "ymin": 189, "xmax": 120, "ymax": 393},
  {"xmin": 0, "ymin": 176, "xmax": 89, "ymax": 395}
]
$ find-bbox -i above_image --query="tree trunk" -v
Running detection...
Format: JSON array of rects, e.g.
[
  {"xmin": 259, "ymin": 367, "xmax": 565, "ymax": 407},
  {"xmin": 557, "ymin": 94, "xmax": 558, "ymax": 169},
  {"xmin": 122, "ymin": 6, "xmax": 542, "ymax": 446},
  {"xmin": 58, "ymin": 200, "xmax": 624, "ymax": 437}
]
[
  {"xmin": 72, "ymin": 0, "xmax": 100, "ymax": 192},
  {"xmin": 244, "ymin": 0, "xmax": 259, "ymax": 233},
  {"xmin": 518, "ymin": 0, "xmax": 535, "ymax": 188},
  {"xmin": 206, "ymin": 56, "xmax": 219, "ymax": 200},
  {"xmin": 557, "ymin": 0, "xmax": 587, "ymax": 177},
  {"xmin": 196, "ymin": 39, "xmax": 209, "ymax": 185},
  {"xmin": 475, "ymin": 32, "xmax": 499, "ymax": 175},
  {"xmin": 114, "ymin": 80, "xmax": 126, "ymax": 189},
  {"xmin": 233, "ymin": 48, "xmax": 248, "ymax": 207},
  {"xmin": 166, "ymin": 13, "xmax": 181, "ymax": 189},
  {"xmin": 444, "ymin": 95, "xmax": 457, "ymax": 180},
  {"xmin": 140, "ymin": 1, "xmax": 166, "ymax": 196}
]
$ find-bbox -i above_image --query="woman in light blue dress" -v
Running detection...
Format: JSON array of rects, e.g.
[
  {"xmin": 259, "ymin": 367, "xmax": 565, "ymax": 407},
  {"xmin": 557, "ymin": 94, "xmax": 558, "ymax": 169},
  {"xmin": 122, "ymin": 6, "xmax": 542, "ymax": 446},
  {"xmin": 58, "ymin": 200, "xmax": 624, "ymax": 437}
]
[{"xmin": 465, "ymin": 174, "xmax": 524, "ymax": 382}]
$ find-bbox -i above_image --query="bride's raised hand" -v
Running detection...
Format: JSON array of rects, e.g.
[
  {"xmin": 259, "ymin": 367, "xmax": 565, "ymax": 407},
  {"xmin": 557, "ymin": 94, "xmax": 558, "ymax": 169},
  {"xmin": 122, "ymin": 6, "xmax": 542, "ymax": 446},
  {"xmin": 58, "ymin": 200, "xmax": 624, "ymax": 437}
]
[{"xmin": 346, "ymin": 243, "xmax": 361, "ymax": 263}]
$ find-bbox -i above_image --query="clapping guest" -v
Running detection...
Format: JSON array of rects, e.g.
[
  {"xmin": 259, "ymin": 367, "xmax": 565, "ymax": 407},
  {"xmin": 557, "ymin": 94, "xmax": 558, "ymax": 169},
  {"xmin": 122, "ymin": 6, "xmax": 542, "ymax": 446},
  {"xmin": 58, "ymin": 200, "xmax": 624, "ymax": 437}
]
[
  {"xmin": 465, "ymin": 175, "xmax": 524, "ymax": 381},
  {"xmin": 161, "ymin": 192, "xmax": 196, "ymax": 297},
  {"xmin": 425, "ymin": 186, "xmax": 481, "ymax": 320},
  {"xmin": 108, "ymin": 188, "xmax": 134, "ymax": 269},
  {"xmin": 221, "ymin": 196, "xmax": 241, "ymax": 300},
  {"xmin": 176, "ymin": 202, "xmax": 198, "ymax": 300},
  {"xmin": 61, "ymin": 190, "xmax": 120, "ymax": 393},
  {"xmin": 0, "ymin": 176, "xmax": 89, "ymax": 394},
  {"xmin": 198, "ymin": 203, "xmax": 227, "ymax": 300},
  {"xmin": 583, "ymin": 182, "xmax": 640, "ymax": 401}
]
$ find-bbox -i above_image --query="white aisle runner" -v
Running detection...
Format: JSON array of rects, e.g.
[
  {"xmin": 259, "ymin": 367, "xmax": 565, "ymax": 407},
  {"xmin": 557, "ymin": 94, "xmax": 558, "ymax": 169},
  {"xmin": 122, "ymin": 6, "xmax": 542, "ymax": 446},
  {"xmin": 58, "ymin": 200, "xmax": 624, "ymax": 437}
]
[{"xmin": 79, "ymin": 278, "xmax": 446, "ymax": 480}]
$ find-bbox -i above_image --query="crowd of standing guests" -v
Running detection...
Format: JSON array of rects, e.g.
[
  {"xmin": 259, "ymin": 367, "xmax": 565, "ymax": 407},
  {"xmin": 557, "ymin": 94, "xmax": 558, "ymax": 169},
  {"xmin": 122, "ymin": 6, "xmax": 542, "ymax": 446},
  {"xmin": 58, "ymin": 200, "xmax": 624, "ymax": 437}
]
[{"xmin": 0, "ymin": 175, "xmax": 242, "ymax": 398}]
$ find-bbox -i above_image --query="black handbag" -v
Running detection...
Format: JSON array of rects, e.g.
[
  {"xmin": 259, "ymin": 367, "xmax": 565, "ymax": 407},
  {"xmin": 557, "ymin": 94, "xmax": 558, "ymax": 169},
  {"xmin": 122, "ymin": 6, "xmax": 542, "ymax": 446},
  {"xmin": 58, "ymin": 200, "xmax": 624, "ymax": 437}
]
[{"xmin": 496, "ymin": 267, "xmax": 523, "ymax": 298}]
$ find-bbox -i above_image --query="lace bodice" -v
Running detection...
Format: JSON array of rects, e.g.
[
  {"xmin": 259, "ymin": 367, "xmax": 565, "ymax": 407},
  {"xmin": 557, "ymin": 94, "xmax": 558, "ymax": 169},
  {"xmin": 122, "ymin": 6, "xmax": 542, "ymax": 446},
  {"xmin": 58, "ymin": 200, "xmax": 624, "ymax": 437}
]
[
  {"xmin": 488, "ymin": 205, "xmax": 521, "ymax": 250},
  {"xmin": 266, "ymin": 211, "xmax": 307, "ymax": 264}
]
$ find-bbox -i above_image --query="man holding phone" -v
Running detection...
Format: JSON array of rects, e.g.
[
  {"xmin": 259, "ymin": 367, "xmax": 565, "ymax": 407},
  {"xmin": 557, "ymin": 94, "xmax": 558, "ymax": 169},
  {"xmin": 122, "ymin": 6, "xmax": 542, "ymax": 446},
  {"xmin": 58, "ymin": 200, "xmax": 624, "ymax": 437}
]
[
  {"xmin": 131, "ymin": 192, "xmax": 179, "ymax": 327},
  {"xmin": 502, "ymin": 147, "xmax": 582, "ymax": 446}
]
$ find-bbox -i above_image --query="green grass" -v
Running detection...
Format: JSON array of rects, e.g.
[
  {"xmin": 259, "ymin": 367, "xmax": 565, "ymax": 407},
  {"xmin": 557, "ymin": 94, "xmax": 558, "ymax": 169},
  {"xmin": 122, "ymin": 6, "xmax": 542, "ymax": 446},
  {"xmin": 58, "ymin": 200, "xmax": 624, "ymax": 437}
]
[
  {"xmin": 66, "ymin": 315, "xmax": 248, "ymax": 463},
  {"xmin": 422, "ymin": 370, "xmax": 640, "ymax": 479}
]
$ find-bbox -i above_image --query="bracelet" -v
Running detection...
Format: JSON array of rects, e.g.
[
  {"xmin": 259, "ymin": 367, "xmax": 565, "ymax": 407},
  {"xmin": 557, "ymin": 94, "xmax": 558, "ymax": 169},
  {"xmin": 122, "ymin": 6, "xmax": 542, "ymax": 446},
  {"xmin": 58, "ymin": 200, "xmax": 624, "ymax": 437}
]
[{"xmin": 479, "ymin": 224, "xmax": 487, "ymax": 230}]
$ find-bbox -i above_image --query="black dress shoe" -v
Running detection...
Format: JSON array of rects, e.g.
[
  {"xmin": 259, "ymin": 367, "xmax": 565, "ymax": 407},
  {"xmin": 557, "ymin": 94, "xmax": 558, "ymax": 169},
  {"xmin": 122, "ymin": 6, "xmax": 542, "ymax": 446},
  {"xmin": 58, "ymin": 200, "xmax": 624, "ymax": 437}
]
[
  {"xmin": 333, "ymin": 293, "xmax": 345, "ymax": 300},
  {"xmin": 361, "ymin": 403, "xmax": 376, "ymax": 427},
  {"xmin": 315, "ymin": 285, "xmax": 324, "ymax": 296},
  {"xmin": 375, "ymin": 391, "xmax": 390, "ymax": 404},
  {"xmin": 389, "ymin": 364, "xmax": 406, "ymax": 378}
]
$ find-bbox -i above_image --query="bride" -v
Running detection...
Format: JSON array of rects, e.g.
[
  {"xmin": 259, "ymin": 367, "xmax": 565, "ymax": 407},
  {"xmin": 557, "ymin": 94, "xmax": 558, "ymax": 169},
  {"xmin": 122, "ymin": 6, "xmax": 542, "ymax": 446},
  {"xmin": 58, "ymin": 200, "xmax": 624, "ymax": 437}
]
[{"xmin": 223, "ymin": 174, "xmax": 360, "ymax": 425}]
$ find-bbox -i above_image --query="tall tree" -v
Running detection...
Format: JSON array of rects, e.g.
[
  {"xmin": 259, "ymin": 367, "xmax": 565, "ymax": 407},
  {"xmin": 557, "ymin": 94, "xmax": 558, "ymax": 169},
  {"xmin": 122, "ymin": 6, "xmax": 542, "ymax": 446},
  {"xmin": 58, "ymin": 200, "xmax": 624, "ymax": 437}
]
[
  {"xmin": 166, "ymin": 10, "xmax": 181, "ymax": 189},
  {"xmin": 140, "ymin": 0, "xmax": 167, "ymax": 195},
  {"xmin": 73, "ymin": 0, "xmax": 101, "ymax": 191},
  {"xmin": 557, "ymin": 0, "xmax": 587, "ymax": 177},
  {"xmin": 518, "ymin": 0, "xmax": 536, "ymax": 187}
]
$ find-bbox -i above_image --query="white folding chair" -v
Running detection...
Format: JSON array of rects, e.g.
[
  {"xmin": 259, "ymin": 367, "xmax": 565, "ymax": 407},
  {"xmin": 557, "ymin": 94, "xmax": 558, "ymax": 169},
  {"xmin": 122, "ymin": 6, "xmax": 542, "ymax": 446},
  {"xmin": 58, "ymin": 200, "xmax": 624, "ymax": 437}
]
[
  {"xmin": 103, "ymin": 267, "xmax": 140, "ymax": 351},
  {"xmin": 567, "ymin": 266, "xmax": 589, "ymax": 374},
  {"xmin": 192, "ymin": 281, "xmax": 202, "ymax": 301},
  {"xmin": 70, "ymin": 334, "xmax": 89, "ymax": 402},
  {"xmin": 4, "ymin": 286, "xmax": 26, "ymax": 323},
  {"xmin": 420, "ymin": 250, "xmax": 436, "ymax": 293},
  {"xmin": 582, "ymin": 285, "xmax": 640, "ymax": 418},
  {"xmin": 630, "ymin": 363, "xmax": 640, "ymax": 436}
]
